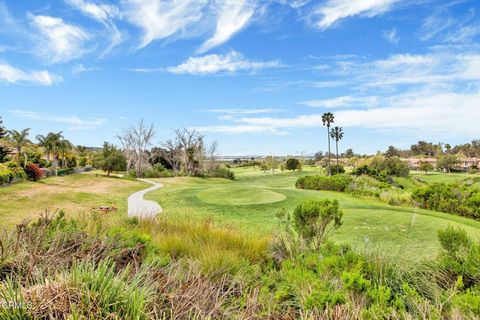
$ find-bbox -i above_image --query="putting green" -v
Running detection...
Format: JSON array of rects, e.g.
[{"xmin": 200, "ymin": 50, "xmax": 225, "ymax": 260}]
[{"xmin": 197, "ymin": 187, "xmax": 286, "ymax": 205}]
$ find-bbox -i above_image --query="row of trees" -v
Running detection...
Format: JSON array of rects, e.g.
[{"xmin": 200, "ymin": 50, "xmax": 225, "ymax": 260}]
[
  {"xmin": 385, "ymin": 140, "xmax": 480, "ymax": 158},
  {"xmin": 0, "ymin": 116, "xmax": 93, "ymax": 178},
  {"xmin": 114, "ymin": 120, "xmax": 221, "ymax": 179}
]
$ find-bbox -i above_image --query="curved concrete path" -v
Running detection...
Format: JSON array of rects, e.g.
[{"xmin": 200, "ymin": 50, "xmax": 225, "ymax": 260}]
[{"xmin": 128, "ymin": 179, "xmax": 163, "ymax": 218}]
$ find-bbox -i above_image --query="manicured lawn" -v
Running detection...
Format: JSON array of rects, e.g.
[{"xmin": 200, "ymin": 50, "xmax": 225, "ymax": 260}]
[
  {"xmin": 148, "ymin": 168, "xmax": 480, "ymax": 261},
  {"xmin": 0, "ymin": 173, "xmax": 147, "ymax": 226},
  {"xmin": 411, "ymin": 171, "xmax": 476, "ymax": 184}
]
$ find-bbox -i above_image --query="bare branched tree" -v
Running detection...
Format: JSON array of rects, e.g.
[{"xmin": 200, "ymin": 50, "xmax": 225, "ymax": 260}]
[
  {"xmin": 206, "ymin": 140, "xmax": 218, "ymax": 171},
  {"xmin": 163, "ymin": 138, "xmax": 182, "ymax": 173},
  {"xmin": 117, "ymin": 120, "xmax": 155, "ymax": 177},
  {"xmin": 173, "ymin": 128, "xmax": 204, "ymax": 175}
]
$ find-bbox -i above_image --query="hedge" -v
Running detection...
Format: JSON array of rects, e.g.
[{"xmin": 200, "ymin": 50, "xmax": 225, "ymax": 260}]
[{"xmin": 296, "ymin": 174, "xmax": 353, "ymax": 192}]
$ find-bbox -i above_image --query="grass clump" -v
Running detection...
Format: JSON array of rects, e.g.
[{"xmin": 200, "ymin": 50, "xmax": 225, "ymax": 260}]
[{"xmin": 1, "ymin": 203, "xmax": 480, "ymax": 319}]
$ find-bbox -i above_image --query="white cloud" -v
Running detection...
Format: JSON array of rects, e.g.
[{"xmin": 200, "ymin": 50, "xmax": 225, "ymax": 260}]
[
  {"xmin": 28, "ymin": 14, "xmax": 90, "ymax": 63},
  {"xmin": 72, "ymin": 63, "xmax": 99, "ymax": 74},
  {"xmin": 444, "ymin": 23, "xmax": 480, "ymax": 43},
  {"xmin": 195, "ymin": 124, "xmax": 285, "ymax": 134},
  {"xmin": 9, "ymin": 110, "xmax": 107, "ymax": 129},
  {"xmin": 383, "ymin": 28, "xmax": 399, "ymax": 44},
  {"xmin": 123, "ymin": 0, "xmax": 207, "ymax": 49},
  {"xmin": 198, "ymin": 0, "xmax": 255, "ymax": 53},
  {"xmin": 66, "ymin": 0, "xmax": 119, "ymax": 23},
  {"xmin": 201, "ymin": 90, "xmax": 480, "ymax": 137},
  {"xmin": 333, "ymin": 53, "xmax": 480, "ymax": 88},
  {"xmin": 205, "ymin": 108, "xmax": 282, "ymax": 115},
  {"xmin": 299, "ymin": 96, "xmax": 379, "ymax": 108},
  {"xmin": 420, "ymin": 9, "xmax": 456, "ymax": 41},
  {"xmin": 311, "ymin": 0, "xmax": 399, "ymax": 30},
  {"xmin": 66, "ymin": 0, "xmax": 123, "ymax": 53},
  {"xmin": 167, "ymin": 51, "xmax": 280, "ymax": 75},
  {"xmin": 0, "ymin": 62, "xmax": 61, "ymax": 85}
]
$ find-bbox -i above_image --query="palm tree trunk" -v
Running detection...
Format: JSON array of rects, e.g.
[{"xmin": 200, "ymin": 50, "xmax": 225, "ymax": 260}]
[
  {"xmin": 336, "ymin": 140, "xmax": 339, "ymax": 174},
  {"xmin": 327, "ymin": 126, "xmax": 331, "ymax": 176}
]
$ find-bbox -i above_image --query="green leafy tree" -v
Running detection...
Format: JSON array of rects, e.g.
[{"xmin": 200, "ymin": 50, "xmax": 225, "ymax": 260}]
[
  {"xmin": 322, "ymin": 112, "xmax": 335, "ymax": 176},
  {"xmin": 0, "ymin": 117, "xmax": 8, "ymax": 163},
  {"xmin": 437, "ymin": 155, "xmax": 459, "ymax": 173},
  {"xmin": 344, "ymin": 148, "xmax": 355, "ymax": 158},
  {"xmin": 330, "ymin": 126, "xmax": 344, "ymax": 174},
  {"xmin": 100, "ymin": 142, "xmax": 127, "ymax": 176},
  {"xmin": 385, "ymin": 145, "xmax": 400, "ymax": 158},
  {"xmin": 285, "ymin": 158, "xmax": 301, "ymax": 172},
  {"xmin": 419, "ymin": 162, "xmax": 434, "ymax": 175}
]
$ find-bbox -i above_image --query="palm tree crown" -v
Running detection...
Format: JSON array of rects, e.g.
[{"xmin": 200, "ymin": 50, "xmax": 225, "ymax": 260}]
[
  {"xmin": 330, "ymin": 126, "xmax": 344, "ymax": 142},
  {"xmin": 322, "ymin": 112, "xmax": 334, "ymax": 128}
]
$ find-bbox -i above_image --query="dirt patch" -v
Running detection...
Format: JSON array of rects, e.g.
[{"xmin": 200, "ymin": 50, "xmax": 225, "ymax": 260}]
[{"xmin": 16, "ymin": 178, "xmax": 124, "ymax": 198}]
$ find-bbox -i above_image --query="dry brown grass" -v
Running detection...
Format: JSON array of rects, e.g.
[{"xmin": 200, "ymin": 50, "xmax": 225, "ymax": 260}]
[{"xmin": 0, "ymin": 174, "xmax": 147, "ymax": 226}]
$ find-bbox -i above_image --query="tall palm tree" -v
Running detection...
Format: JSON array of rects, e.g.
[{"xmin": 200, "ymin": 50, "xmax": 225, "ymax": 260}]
[
  {"xmin": 36, "ymin": 134, "xmax": 51, "ymax": 161},
  {"xmin": 36, "ymin": 131, "xmax": 64, "ymax": 174},
  {"xmin": 59, "ymin": 139, "xmax": 73, "ymax": 168},
  {"xmin": 330, "ymin": 126, "xmax": 344, "ymax": 174},
  {"xmin": 321, "ymin": 112, "xmax": 335, "ymax": 176},
  {"xmin": 8, "ymin": 128, "xmax": 31, "ymax": 166}
]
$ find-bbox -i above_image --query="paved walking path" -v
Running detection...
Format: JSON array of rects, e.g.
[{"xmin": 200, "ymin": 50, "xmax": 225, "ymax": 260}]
[{"xmin": 127, "ymin": 179, "xmax": 163, "ymax": 218}]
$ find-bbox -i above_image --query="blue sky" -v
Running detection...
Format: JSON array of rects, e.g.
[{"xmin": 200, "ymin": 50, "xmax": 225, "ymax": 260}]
[{"xmin": 0, "ymin": 0, "xmax": 479, "ymax": 155}]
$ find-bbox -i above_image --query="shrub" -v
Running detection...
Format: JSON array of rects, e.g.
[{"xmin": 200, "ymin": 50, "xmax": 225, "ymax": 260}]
[
  {"xmin": 412, "ymin": 183, "xmax": 480, "ymax": 220},
  {"xmin": 285, "ymin": 158, "xmax": 301, "ymax": 172},
  {"xmin": 351, "ymin": 157, "xmax": 409, "ymax": 178},
  {"xmin": 210, "ymin": 167, "xmax": 235, "ymax": 180},
  {"xmin": 437, "ymin": 227, "xmax": 480, "ymax": 287},
  {"xmin": 330, "ymin": 164, "xmax": 345, "ymax": 175},
  {"xmin": 0, "ymin": 162, "xmax": 27, "ymax": 185},
  {"xmin": 25, "ymin": 163, "xmax": 43, "ymax": 181},
  {"xmin": 296, "ymin": 174, "xmax": 352, "ymax": 192},
  {"xmin": 292, "ymin": 199, "xmax": 343, "ymax": 249}
]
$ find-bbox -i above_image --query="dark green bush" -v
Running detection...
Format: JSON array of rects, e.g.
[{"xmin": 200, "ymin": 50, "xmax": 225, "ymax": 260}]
[
  {"xmin": 296, "ymin": 174, "xmax": 352, "ymax": 192},
  {"xmin": 57, "ymin": 168, "xmax": 74, "ymax": 176},
  {"xmin": 210, "ymin": 167, "xmax": 235, "ymax": 180},
  {"xmin": 412, "ymin": 183, "xmax": 480, "ymax": 220},
  {"xmin": 330, "ymin": 164, "xmax": 345, "ymax": 175}
]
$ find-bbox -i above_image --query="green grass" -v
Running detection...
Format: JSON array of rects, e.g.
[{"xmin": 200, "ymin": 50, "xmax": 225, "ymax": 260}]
[
  {"xmin": 411, "ymin": 171, "xmax": 475, "ymax": 184},
  {"xmin": 0, "ymin": 172, "xmax": 147, "ymax": 226},
  {"xmin": 147, "ymin": 168, "xmax": 480, "ymax": 261}
]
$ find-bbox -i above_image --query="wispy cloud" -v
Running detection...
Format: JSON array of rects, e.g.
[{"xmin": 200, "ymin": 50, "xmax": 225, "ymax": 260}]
[
  {"xmin": 0, "ymin": 62, "xmax": 61, "ymax": 86},
  {"xmin": 444, "ymin": 23, "xmax": 480, "ymax": 43},
  {"xmin": 310, "ymin": 0, "xmax": 400, "ymax": 30},
  {"xmin": 199, "ymin": 90, "xmax": 480, "ymax": 137},
  {"xmin": 28, "ymin": 14, "xmax": 91, "ymax": 63},
  {"xmin": 299, "ymin": 96, "xmax": 380, "ymax": 108},
  {"xmin": 205, "ymin": 108, "xmax": 283, "ymax": 115},
  {"xmin": 330, "ymin": 52, "xmax": 480, "ymax": 89},
  {"xmin": 9, "ymin": 110, "xmax": 107, "ymax": 130},
  {"xmin": 123, "ymin": 0, "xmax": 207, "ymax": 49},
  {"xmin": 72, "ymin": 63, "xmax": 99, "ymax": 74},
  {"xmin": 383, "ymin": 28, "xmax": 399, "ymax": 44},
  {"xmin": 420, "ymin": 5, "xmax": 479, "ymax": 44},
  {"xmin": 167, "ymin": 51, "xmax": 280, "ymax": 75},
  {"xmin": 198, "ymin": 0, "xmax": 255, "ymax": 53},
  {"xmin": 420, "ymin": 8, "xmax": 456, "ymax": 41},
  {"xmin": 66, "ymin": 0, "xmax": 123, "ymax": 54}
]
